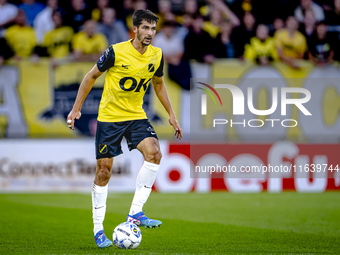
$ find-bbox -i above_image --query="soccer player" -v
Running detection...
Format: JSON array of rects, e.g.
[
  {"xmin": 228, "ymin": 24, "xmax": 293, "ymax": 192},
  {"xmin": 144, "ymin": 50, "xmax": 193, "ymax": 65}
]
[{"xmin": 67, "ymin": 9, "xmax": 183, "ymax": 248}]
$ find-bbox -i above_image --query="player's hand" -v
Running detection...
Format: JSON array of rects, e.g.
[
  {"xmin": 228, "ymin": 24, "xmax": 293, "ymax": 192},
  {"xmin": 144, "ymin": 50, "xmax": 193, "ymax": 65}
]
[
  {"xmin": 67, "ymin": 109, "xmax": 81, "ymax": 130},
  {"xmin": 169, "ymin": 114, "xmax": 183, "ymax": 140}
]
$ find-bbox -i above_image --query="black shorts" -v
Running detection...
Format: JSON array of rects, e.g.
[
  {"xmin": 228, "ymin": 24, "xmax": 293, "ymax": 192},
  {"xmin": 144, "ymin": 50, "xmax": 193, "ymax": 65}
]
[{"xmin": 95, "ymin": 119, "xmax": 158, "ymax": 159}]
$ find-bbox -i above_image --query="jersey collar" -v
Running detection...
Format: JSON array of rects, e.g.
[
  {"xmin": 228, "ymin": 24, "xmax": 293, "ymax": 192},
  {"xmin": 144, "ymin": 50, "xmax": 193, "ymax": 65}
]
[{"xmin": 129, "ymin": 39, "xmax": 149, "ymax": 56}]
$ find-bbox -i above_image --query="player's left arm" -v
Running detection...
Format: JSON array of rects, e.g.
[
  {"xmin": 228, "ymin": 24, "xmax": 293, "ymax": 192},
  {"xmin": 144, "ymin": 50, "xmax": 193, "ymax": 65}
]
[{"xmin": 152, "ymin": 75, "xmax": 183, "ymax": 140}]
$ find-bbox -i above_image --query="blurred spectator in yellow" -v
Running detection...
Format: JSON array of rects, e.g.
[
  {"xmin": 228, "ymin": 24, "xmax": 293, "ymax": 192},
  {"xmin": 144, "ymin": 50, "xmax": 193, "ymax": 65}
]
[
  {"xmin": 244, "ymin": 24, "xmax": 278, "ymax": 65},
  {"xmin": 294, "ymin": 0, "xmax": 325, "ymax": 23},
  {"xmin": 299, "ymin": 9, "xmax": 316, "ymax": 39},
  {"xmin": 214, "ymin": 19, "xmax": 236, "ymax": 58},
  {"xmin": 0, "ymin": 0, "xmax": 18, "ymax": 32},
  {"xmin": 232, "ymin": 12, "xmax": 256, "ymax": 58},
  {"xmin": 0, "ymin": 38, "xmax": 14, "ymax": 68},
  {"xmin": 64, "ymin": 0, "xmax": 91, "ymax": 32},
  {"xmin": 34, "ymin": 0, "xmax": 64, "ymax": 44},
  {"xmin": 275, "ymin": 16, "xmax": 307, "ymax": 69},
  {"xmin": 72, "ymin": 20, "xmax": 108, "ymax": 62},
  {"xmin": 153, "ymin": 21, "xmax": 191, "ymax": 90},
  {"xmin": 42, "ymin": 10, "xmax": 73, "ymax": 58},
  {"xmin": 5, "ymin": 10, "xmax": 36, "ymax": 59},
  {"xmin": 184, "ymin": 14, "xmax": 215, "ymax": 64},
  {"xmin": 97, "ymin": 7, "xmax": 129, "ymax": 45},
  {"xmin": 91, "ymin": 0, "xmax": 109, "ymax": 22},
  {"xmin": 202, "ymin": 0, "xmax": 240, "ymax": 39},
  {"xmin": 19, "ymin": 0, "xmax": 45, "ymax": 27},
  {"xmin": 203, "ymin": 8, "xmax": 222, "ymax": 38},
  {"xmin": 308, "ymin": 21, "xmax": 334, "ymax": 67}
]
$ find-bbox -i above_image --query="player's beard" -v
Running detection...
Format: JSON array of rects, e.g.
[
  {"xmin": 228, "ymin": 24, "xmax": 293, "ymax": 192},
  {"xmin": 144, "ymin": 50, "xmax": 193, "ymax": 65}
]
[{"xmin": 137, "ymin": 29, "xmax": 152, "ymax": 46}]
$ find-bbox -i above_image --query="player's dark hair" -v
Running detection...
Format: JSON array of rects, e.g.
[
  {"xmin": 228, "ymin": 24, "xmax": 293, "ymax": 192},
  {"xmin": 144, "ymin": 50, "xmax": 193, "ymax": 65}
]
[{"xmin": 132, "ymin": 9, "xmax": 159, "ymax": 27}]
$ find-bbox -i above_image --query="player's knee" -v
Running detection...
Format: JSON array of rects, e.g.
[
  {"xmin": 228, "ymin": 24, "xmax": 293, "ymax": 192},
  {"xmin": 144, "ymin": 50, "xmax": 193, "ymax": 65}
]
[
  {"xmin": 154, "ymin": 150, "xmax": 162, "ymax": 163},
  {"xmin": 96, "ymin": 162, "xmax": 111, "ymax": 181},
  {"xmin": 97, "ymin": 167, "xmax": 111, "ymax": 179},
  {"xmin": 145, "ymin": 147, "xmax": 162, "ymax": 164}
]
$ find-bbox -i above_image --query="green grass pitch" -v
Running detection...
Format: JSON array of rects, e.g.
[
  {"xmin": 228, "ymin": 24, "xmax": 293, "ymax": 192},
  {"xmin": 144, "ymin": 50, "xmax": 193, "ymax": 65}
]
[{"xmin": 0, "ymin": 192, "xmax": 339, "ymax": 254}]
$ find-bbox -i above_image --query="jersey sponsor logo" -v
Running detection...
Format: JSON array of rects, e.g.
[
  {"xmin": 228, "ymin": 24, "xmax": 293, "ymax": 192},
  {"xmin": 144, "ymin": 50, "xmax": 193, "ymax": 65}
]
[
  {"xmin": 148, "ymin": 64, "xmax": 155, "ymax": 72},
  {"xmin": 119, "ymin": 77, "xmax": 151, "ymax": 92},
  {"xmin": 99, "ymin": 144, "xmax": 108, "ymax": 154}
]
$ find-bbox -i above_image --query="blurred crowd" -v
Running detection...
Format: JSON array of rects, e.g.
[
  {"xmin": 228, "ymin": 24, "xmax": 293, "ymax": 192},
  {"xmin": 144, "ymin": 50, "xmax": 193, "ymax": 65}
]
[{"xmin": 0, "ymin": 0, "xmax": 340, "ymax": 88}]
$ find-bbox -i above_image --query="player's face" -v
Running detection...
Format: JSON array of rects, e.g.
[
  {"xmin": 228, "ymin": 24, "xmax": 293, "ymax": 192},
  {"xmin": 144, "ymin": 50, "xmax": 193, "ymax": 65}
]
[{"xmin": 136, "ymin": 20, "xmax": 157, "ymax": 46}]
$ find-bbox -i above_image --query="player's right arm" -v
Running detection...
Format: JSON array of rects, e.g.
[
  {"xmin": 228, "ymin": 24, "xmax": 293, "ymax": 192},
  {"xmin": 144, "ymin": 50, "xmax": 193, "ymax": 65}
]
[
  {"xmin": 67, "ymin": 64, "xmax": 103, "ymax": 130},
  {"xmin": 67, "ymin": 45, "xmax": 115, "ymax": 130}
]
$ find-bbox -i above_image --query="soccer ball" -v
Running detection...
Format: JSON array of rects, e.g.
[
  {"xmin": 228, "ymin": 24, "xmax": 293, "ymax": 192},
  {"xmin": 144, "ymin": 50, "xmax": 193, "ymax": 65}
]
[{"xmin": 112, "ymin": 222, "xmax": 142, "ymax": 249}]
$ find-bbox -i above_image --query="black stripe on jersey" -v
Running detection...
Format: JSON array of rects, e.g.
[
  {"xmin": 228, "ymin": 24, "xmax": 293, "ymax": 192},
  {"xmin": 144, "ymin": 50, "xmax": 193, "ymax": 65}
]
[
  {"xmin": 97, "ymin": 45, "xmax": 115, "ymax": 72},
  {"xmin": 154, "ymin": 53, "xmax": 164, "ymax": 77}
]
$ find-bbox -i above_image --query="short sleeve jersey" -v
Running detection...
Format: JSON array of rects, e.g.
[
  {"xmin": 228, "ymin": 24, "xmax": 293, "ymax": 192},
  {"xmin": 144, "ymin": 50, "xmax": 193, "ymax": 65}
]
[
  {"xmin": 43, "ymin": 26, "xmax": 74, "ymax": 58},
  {"xmin": 5, "ymin": 25, "xmax": 36, "ymax": 57},
  {"xmin": 274, "ymin": 29, "xmax": 307, "ymax": 58},
  {"xmin": 97, "ymin": 39, "xmax": 164, "ymax": 122},
  {"xmin": 72, "ymin": 31, "xmax": 108, "ymax": 54},
  {"xmin": 244, "ymin": 37, "xmax": 278, "ymax": 62}
]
